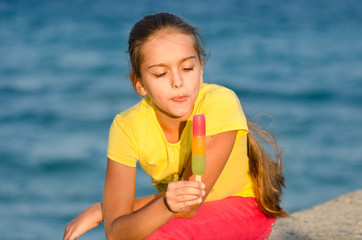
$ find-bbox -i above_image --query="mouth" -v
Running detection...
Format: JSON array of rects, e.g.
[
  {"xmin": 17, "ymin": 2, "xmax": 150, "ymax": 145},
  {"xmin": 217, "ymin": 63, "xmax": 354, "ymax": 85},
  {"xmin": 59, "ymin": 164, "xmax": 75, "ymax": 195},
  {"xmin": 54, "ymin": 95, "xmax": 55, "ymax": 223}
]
[{"xmin": 171, "ymin": 95, "xmax": 188, "ymax": 102}]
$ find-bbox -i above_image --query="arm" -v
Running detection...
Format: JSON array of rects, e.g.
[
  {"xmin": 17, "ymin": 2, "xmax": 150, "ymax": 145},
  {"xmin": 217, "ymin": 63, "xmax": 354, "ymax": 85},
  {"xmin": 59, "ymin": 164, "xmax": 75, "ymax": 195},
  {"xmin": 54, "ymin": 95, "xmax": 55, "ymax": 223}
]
[
  {"xmin": 103, "ymin": 158, "xmax": 203, "ymax": 240},
  {"xmin": 63, "ymin": 193, "xmax": 165, "ymax": 240},
  {"xmin": 63, "ymin": 203, "xmax": 103, "ymax": 240},
  {"xmin": 63, "ymin": 130, "xmax": 236, "ymax": 238},
  {"xmin": 175, "ymin": 130, "xmax": 237, "ymax": 218}
]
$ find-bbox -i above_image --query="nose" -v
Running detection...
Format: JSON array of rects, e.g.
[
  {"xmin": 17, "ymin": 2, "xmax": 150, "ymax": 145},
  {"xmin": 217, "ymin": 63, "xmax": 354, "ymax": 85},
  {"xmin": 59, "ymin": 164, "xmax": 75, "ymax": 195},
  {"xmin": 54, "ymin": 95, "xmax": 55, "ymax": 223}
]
[{"xmin": 172, "ymin": 71, "xmax": 183, "ymax": 89}]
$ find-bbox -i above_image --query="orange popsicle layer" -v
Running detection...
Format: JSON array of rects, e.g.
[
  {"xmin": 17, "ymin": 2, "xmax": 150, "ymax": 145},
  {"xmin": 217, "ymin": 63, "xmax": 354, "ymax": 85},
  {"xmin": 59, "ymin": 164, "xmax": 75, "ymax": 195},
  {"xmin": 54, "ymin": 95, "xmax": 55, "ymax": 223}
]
[{"xmin": 192, "ymin": 136, "xmax": 205, "ymax": 155}]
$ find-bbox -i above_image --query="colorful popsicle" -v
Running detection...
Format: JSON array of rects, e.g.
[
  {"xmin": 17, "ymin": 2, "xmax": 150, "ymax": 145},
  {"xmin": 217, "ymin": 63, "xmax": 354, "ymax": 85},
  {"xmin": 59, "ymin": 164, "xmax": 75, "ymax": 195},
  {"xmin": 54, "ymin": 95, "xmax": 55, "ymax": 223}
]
[{"xmin": 192, "ymin": 114, "xmax": 206, "ymax": 182}]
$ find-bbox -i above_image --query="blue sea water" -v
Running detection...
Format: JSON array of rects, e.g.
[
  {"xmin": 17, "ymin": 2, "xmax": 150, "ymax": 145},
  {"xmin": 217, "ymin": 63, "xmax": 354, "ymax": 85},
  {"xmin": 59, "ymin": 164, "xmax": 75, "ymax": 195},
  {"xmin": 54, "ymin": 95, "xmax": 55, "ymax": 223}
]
[{"xmin": 1, "ymin": 0, "xmax": 362, "ymax": 239}]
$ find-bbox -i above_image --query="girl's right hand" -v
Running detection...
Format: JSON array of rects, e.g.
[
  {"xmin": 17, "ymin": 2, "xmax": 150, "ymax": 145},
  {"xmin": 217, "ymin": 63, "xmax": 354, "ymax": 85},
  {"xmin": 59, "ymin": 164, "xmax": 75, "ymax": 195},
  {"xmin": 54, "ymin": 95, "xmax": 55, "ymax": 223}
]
[
  {"xmin": 164, "ymin": 181, "xmax": 205, "ymax": 213},
  {"xmin": 63, "ymin": 202, "xmax": 103, "ymax": 240}
]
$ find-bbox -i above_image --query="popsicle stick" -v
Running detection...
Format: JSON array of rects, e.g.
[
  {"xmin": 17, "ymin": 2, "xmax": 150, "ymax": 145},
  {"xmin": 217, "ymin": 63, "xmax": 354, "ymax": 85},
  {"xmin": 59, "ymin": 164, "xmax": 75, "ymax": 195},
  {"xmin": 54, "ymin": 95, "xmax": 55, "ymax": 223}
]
[{"xmin": 196, "ymin": 175, "xmax": 202, "ymax": 182}]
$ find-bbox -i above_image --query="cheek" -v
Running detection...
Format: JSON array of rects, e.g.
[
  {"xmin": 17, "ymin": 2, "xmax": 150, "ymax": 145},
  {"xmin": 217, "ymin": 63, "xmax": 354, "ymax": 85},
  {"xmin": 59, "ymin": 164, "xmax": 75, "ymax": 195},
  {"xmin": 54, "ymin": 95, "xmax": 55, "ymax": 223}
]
[
  {"xmin": 192, "ymin": 70, "xmax": 203, "ymax": 84},
  {"xmin": 148, "ymin": 86, "xmax": 165, "ymax": 100},
  {"xmin": 195, "ymin": 68, "xmax": 203, "ymax": 79}
]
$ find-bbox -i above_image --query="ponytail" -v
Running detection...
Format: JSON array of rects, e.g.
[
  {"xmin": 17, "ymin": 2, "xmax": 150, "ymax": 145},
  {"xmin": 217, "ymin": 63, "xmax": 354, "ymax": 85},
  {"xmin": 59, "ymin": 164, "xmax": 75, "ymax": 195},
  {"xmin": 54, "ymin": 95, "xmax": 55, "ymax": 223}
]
[{"xmin": 247, "ymin": 119, "xmax": 289, "ymax": 218}]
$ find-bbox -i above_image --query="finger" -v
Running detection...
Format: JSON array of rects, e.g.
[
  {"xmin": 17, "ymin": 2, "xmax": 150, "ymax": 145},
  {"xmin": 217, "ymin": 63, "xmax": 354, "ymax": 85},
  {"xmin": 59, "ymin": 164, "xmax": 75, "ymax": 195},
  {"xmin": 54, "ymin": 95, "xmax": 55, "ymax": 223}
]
[
  {"xmin": 185, "ymin": 197, "xmax": 203, "ymax": 206},
  {"xmin": 169, "ymin": 181, "xmax": 204, "ymax": 193},
  {"xmin": 166, "ymin": 191, "xmax": 204, "ymax": 208},
  {"xmin": 173, "ymin": 187, "xmax": 205, "ymax": 198},
  {"xmin": 169, "ymin": 197, "xmax": 202, "ymax": 213},
  {"xmin": 177, "ymin": 197, "xmax": 203, "ymax": 210},
  {"xmin": 63, "ymin": 226, "xmax": 70, "ymax": 240},
  {"xmin": 173, "ymin": 193, "xmax": 202, "ymax": 203},
  {"xmin": 166, "ymin": 186, "xmax": 205, "ymax": 202},
  {"xmin": 63, "ymin": 225, "xmax": 78, "ymax": 240},
  {"xmin": 168, "ymin": 180, "xmax": 205, "ymax": 189}
]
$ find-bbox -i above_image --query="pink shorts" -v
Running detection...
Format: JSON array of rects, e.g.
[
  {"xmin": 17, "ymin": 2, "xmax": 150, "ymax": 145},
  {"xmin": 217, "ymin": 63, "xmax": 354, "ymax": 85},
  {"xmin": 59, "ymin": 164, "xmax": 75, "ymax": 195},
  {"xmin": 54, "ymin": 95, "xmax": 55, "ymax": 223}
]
[{"xmin": 147, "ymin": 196, "xmax": 276, "ymax": 240}]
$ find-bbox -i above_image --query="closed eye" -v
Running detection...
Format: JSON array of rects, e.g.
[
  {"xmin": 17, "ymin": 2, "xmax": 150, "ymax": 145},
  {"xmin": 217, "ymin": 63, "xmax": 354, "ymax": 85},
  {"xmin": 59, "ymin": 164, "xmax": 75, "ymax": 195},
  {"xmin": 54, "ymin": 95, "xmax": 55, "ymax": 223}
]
[
  {"xmin": 183, "ymin": 67, "xmax": 194, "ymax": 72},
  {"xmin": 155, "ymin": 72, "xmax": 166, "ymax": 78}
]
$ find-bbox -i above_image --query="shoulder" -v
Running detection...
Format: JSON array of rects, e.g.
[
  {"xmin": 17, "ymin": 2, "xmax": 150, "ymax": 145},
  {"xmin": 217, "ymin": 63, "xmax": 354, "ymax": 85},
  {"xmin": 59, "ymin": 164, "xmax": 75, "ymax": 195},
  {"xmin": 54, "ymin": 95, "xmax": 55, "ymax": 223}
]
[
  {"xmin": 108, "ymin": 98, "xmax": 154, "ymax": 163},
  {"xmin": 117, "ymin": 97, "xmax": 151, "ymax": 119},
  {"xmin": 196, "ymin": 83, "xmax": 241, "ymax": 110},
  {"xmin": 113, "ymin": 97, "xmax": 152, "ymax": 125},
  {"xmin": 199, "ymin": 83, "xmax": 237, "ymax": 97},
  {"xmin": 109, "ymin": 97, "xmax": 155, "ymax": 139},
  {"xmin": 195, "ymin": 83, "xmax": 248, "ymax": 135}
]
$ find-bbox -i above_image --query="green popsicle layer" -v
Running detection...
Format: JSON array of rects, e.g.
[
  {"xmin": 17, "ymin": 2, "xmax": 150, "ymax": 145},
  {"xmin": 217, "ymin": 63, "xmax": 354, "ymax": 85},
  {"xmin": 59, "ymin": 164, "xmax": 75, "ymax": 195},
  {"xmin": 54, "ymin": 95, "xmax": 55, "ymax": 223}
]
[{"xmin": 192, "ymin": 154, "xmax": 205, "ymax": 175}]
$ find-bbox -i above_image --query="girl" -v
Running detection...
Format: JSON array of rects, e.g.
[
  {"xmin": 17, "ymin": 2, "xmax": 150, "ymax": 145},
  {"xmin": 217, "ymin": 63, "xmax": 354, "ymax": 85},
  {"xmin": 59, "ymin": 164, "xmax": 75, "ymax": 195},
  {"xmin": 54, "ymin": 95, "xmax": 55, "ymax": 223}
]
[{"xmin": 63, "ymin": 12, "xmax": 287, "ymax": 240}]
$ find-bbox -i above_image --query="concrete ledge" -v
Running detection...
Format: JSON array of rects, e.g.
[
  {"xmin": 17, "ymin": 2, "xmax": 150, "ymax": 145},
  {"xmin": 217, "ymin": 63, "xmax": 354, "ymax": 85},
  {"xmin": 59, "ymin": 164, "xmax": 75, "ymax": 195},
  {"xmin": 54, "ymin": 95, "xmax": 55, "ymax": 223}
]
[{"xmin": 269, "ymin": 189, "xmax": 362, "ymax": 240}]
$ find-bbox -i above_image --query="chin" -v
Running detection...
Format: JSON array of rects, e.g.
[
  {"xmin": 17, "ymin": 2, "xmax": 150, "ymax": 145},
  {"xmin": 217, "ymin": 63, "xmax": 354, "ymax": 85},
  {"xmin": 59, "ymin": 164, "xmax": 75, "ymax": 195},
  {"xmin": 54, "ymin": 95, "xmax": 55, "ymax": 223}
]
[
  {"xmin": 169, "ymin": 111, "xmax": 190, "ymax": 119},
  {"xmin": 167, "ymin": 108, "xmax": 192, "ymax": 119}
]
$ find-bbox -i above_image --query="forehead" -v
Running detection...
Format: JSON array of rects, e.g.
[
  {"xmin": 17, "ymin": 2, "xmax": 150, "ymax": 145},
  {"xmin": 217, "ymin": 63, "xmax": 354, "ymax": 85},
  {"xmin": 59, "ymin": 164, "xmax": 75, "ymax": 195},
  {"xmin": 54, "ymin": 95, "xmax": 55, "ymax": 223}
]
[{"xmin": 141, "ymin": 31, "xmax": 198, "ymax": 66}]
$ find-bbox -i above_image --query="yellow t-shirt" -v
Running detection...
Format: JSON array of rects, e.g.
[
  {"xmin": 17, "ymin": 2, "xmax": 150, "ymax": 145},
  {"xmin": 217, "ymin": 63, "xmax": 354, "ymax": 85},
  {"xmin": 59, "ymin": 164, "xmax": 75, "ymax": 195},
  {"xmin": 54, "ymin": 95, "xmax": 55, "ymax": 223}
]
[{"xmin": 107, "ymin": 83, "xmax": 255, "ymax": 201}]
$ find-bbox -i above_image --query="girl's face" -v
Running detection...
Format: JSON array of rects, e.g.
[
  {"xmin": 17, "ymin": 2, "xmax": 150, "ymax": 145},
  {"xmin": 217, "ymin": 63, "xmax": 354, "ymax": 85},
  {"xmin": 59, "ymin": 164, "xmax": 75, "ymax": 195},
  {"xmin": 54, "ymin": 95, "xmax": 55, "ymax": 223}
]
[{"xmin": 136, "ymin": 31, "xmax": 204, "ymax": 121}]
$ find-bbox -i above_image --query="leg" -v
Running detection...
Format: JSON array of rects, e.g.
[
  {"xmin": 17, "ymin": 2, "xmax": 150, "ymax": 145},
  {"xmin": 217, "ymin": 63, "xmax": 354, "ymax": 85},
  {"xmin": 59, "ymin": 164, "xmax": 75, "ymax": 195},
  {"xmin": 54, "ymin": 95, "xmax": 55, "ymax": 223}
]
[{"xmin": 147, "ymin": 196, "xmax": 276, "ymax": 240}]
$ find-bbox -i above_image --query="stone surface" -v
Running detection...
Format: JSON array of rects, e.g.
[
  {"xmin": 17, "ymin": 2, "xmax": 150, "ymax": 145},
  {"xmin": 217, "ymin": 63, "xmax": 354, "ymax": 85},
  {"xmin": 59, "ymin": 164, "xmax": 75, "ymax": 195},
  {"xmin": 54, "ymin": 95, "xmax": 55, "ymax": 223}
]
[{"xmin": 269, "ymin": 189, "xmax": 362, "ymax": 240}]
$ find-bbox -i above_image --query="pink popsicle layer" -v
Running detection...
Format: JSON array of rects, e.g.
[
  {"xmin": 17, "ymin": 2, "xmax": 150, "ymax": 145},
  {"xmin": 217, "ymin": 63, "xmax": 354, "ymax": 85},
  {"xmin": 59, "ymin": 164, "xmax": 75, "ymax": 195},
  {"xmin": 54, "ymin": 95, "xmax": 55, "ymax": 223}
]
[{"xmin": 192, "ymin": 114, "xmax": 205, "ymax": 136}]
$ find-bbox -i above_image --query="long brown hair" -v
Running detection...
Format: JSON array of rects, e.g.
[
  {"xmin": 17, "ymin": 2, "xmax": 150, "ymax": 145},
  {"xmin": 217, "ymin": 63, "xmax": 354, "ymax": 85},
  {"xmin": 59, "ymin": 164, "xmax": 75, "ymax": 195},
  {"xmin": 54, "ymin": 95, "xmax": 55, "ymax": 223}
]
[
  {"xmin": 247, "ymin": 118, "xmax": 289, "ymax": 218},
  {"xmin": 127, "ymin": 12, "xmax": 288, "ymax": 218}
]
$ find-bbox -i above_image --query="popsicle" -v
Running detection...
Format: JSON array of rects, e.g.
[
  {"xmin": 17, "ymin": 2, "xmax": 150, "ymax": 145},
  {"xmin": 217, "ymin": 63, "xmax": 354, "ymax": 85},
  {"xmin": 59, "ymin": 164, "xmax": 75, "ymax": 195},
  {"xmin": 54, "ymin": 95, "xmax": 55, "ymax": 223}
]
[{"xmin": 192, "ymin": 114, "xmax": 206, "ymax": 182}]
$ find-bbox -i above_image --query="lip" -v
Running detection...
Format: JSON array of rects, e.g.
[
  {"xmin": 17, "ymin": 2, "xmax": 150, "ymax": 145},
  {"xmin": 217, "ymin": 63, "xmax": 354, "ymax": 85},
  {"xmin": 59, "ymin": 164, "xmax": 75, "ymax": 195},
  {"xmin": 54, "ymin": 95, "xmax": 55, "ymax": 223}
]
[{"xmin": 171, "ymin": 95, "xmax": 188, "ymax": 102}]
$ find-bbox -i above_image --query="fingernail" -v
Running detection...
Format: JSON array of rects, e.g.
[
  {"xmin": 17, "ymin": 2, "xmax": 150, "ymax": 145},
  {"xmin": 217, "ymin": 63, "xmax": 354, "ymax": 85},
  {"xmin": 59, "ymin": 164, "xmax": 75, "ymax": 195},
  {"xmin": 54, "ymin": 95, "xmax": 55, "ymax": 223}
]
[
  {"xmin": 201, "ymin": 183, "xmax": 205, "ymax": 189},
  {"xmin": 202, "ymin": 190, "xmax": 205, "ymax": 196},
  {"xmin": 198, "ymin": 198, "xmax": 202, "ymax": 204}
]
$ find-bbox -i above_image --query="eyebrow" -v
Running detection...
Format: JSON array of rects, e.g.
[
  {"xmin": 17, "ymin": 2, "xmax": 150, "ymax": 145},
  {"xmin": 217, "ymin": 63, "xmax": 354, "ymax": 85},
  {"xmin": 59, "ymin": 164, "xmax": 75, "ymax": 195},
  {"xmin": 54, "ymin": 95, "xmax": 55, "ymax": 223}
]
[{"xmin": 147, "ymin": 56, "xmax": 197, "ymax": 69}]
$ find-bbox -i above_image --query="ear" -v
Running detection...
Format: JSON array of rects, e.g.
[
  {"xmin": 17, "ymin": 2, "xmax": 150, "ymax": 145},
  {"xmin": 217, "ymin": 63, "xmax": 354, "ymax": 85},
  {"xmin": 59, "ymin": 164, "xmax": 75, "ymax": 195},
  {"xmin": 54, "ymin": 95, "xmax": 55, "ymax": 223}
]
[
  {"xmin": 135, "ymin": 80, "xmax": 148, "ymax": 96},
  {"xmin": 130, "ymin": 73, "xmax": 147, "ymax": 96}
]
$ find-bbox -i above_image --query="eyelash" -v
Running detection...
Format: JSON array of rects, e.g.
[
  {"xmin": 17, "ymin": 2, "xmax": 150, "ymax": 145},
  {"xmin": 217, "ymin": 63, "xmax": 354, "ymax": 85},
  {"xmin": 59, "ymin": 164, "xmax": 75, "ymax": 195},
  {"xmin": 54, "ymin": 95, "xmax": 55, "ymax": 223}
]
[
  {"xmin": 155, "ymin": 73, "xmax": 166, "ymax": 78},
  {"xmin": 154, "ymin": 67, "xmax": 194, "ymax": 78}
]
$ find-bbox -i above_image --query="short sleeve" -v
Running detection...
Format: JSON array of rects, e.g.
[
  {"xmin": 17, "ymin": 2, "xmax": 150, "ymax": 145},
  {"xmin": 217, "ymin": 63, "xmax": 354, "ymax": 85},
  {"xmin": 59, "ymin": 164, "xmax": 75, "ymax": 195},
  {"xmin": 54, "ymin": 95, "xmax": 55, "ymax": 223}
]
[
  {"xmin": 107, "ymin": 117, "xmax": 139, "ymax": 167},
  {"xmin": 202, "ymin": 87, "xmax": 248, "ymax": 136}
]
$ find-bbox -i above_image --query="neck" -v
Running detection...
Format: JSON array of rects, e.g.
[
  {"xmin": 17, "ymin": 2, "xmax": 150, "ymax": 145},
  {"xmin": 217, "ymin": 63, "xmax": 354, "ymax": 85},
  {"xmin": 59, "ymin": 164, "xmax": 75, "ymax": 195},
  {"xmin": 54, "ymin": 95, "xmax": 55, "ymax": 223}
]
[{"xmin": 155, "ymin": 110, "xmax": 189, "ymax": 144}]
